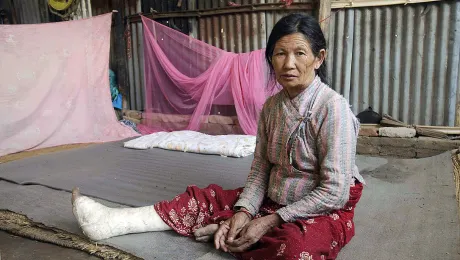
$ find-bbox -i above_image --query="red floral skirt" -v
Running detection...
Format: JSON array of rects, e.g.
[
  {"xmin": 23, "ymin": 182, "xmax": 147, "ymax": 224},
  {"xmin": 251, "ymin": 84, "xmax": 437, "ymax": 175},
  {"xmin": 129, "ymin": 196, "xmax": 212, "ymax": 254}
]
[{"xmin": 154, "ymin": 181, "xmax": 363, "ymax": 260}]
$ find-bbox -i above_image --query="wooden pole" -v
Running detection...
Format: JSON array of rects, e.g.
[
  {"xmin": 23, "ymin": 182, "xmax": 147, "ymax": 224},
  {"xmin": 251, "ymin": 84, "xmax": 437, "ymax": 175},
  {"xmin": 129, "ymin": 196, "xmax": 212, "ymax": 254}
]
[
  {"xmin": 456, "ymin": 70, "xmax": 460, "ymax": 126},
  {"xmin": 331, "ymin": 0, "xmax": 441, "ymax": 9},
  {"xmin": 456, "ymin": 104, "xmax": 460, "ymax": 127},
  {"xmin": 127, "ymin": 2, "xmax": 315, "ymax": 22},
  {"xmin": 317, "ymin": 0, "xmax": 332, "ymax": 42}
]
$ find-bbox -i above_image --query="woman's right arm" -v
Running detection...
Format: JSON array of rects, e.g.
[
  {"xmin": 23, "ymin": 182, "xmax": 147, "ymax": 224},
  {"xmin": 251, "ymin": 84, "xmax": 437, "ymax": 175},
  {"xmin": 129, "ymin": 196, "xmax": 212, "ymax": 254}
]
[{"xmin": 234, "ymin": 102, "xmax": 273, "ymax": 216}]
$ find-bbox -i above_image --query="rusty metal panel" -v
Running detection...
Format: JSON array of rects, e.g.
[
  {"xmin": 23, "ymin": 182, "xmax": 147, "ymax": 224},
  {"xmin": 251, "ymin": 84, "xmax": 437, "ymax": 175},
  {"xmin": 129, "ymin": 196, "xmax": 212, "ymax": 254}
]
[{"xmin": 327, "ymin": 1, "xmax": 460, "ymax": 126}]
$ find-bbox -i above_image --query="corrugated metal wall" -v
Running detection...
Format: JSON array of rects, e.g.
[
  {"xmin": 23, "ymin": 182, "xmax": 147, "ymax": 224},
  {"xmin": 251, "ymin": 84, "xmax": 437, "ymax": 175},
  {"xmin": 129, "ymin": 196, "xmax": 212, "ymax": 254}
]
[
  {"xmin": 194, "ymin": 0, "xmax": 267, "ymax": 52},
  {"xmin": 126, "ymin": 0, "xmax": 191, "ymax": 110},
  {"xmin": 127, "ymin": 0, "xmax": 460, "ymax": 126},
  {"xmin": 127, "ymin": 0, "xmax": 315, "ymax": 110},
  {"xmin": 192, "ymin": 0, "xmax": 313, "ymax": 52},
  {"xmin": 11, "ymin": 0, "xmax": 49, "ymax": 24},
  {"xmin": 73, "ymin": 0, "xmax": 93, "ymax": 19},
  {"xmin": 126, "ymin": 0, "xmax": 145, "ymax": 111},
  {"xmin": 327, "ymin": 1, "xmax": 460, "ymax": 126},
  {"xmin": 12, "ymin": 0, "xmax": 92, "ymax": 24},
  {"xmin": 141, "ymin": 0, "xmax": 190, "ymax": 34}
]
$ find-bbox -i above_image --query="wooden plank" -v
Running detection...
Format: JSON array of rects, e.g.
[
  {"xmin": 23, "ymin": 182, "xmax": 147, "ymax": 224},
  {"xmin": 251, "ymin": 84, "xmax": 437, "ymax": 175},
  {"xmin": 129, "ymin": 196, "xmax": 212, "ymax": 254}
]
[
  {"xmin": 127, "ymin": 0, "xmax": 441, "ymax": 23},
  {"xmin": 317, "ymin": 0, "xmax": 332, "ymax": 41},
  {"xmin": 362, "ymin": 124, "xmax": 460, "ymax": 135},
  {"xmin": 455, "ymin": 103, "xmax": 460, "ymax": 127},
  {"xmin": 416, "ymin": 125, "xmax": 460, "ymax": 135},
  {"xmin": 331, "ymin": 0, "xmax": 441, "ymax": 9},
  {"xmin": 127, "ymin": 2, "xmax": 315, "ymax": 23}
]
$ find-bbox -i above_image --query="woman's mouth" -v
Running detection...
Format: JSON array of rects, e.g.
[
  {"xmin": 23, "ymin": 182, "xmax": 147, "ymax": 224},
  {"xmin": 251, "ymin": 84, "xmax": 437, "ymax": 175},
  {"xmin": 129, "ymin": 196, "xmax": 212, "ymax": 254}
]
[{"xmin": 281, "ymin": 74, "xmax": 297, "ymax": 80}]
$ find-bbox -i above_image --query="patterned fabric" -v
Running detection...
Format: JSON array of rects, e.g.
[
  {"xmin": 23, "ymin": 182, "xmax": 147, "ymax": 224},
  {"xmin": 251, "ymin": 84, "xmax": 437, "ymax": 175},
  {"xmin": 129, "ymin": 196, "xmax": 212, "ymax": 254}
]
[
  {"xmin": 154, "ymin": 184, "xmax": 244, "ymax": 236},
  {"xmin": 234, "ymin": 76, "xmax": 364, "ymax": 222},
  {"xmin": 109, "ymin": 69, "xmax": 119, "ymax": 101},
  {"xmin": 124, "ymin": 130, "xmax": 256, "ymax": 157},
  {"xmin": 120, "ymin": 119, "xmax": 140, "ymax": 134},
  {"xmin": 154, "ymin": 181, "xmax": 364, "ymax": 260}
]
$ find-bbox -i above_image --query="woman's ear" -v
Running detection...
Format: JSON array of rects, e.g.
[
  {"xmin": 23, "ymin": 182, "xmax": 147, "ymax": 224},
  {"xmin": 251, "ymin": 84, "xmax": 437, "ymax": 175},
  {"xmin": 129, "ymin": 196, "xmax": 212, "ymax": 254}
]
[{"xmin": 315, "ymin": 49, "xmax": 326, "ymax": 69}]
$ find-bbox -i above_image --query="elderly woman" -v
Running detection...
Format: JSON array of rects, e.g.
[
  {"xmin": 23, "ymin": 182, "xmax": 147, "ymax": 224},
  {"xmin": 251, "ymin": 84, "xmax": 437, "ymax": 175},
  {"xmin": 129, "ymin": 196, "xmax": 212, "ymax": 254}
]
[{"xmin": 72, "ymin": 13, "xmax": 364, "ymax": 259}]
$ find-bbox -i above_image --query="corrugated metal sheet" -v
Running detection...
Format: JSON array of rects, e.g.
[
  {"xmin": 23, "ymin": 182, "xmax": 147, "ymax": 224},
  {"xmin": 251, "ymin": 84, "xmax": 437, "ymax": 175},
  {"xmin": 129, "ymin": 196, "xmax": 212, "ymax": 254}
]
[
  {"xmin": 126, "ymin": 0, "xmax": 314, "ymax": 110},
  {"xmin": 126, "ymin": 0, "xmax": 145, "ymax": 111},
  {"xmin": 327, "ymin": 1, "xmax": 460, "ymax": 126},
  {"xmin": 264, "ymin": 0, "xmax": 314, "ymax": 50},
  {"xmin": 12, "ymin": 0, "xmax": 49, "ymax": 24},
  {"xmin": 73, "ymin": 0, "xmax": 92, "ymax": 19},
  {"xmin": 142, "ymin": 0, "xmax": 190, "ymax": 34},
  {"xmin": 126, "ymin": 0, "xmax": 193, "ymax": 110},
  {"xmin": 195, "ymin": 0, "xmax": 265, "ymax": 52},
  {"xmin": 193, "ymin": 0, "xmax": 313, "ymax": 52}
]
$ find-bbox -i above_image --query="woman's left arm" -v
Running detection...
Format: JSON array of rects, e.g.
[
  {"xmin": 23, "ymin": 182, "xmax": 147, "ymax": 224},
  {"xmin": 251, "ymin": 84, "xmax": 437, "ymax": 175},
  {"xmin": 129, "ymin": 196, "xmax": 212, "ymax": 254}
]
[{"xmin": 276, "ymin": 97, "xmax": 359, "ymax": 222}]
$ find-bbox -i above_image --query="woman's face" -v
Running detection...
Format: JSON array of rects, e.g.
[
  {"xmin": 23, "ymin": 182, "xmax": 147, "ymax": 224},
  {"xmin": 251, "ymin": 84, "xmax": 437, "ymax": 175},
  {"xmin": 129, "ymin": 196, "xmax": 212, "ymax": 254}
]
[{"xmin": 271, "ymin": 33, "xmax": 325, "ymax": 97}]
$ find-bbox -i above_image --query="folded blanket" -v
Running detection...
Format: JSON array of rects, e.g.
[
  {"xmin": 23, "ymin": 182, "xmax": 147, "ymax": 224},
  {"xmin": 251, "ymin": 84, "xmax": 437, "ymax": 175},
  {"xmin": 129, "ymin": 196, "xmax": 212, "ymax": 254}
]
[{"xmin": 124, "ymin": 131, "xmax": 256, "ymax": 158}]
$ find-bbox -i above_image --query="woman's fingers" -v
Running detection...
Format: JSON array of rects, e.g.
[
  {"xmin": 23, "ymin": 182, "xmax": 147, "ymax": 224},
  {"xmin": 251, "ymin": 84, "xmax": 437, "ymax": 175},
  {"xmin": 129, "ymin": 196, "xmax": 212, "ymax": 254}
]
[
  {"xmin": 227, "ymin": 212, "xmax": 250, "ymax": 242},
  {"xmin": 228, "ymin": 236, "xmax": 247, "ymax": 247},
  {"xmin": 214, "ymin": 224, "xmax": 226, "ymax": 249},
  {"xmin": 219, "ymin": 232, "xmax": 228, "ymax": 252},
  {"xmin": 227, "ymin": 225, "xmax": 249, "ymax": 247},
  {"xmin": 214, "ymin": 221, "xmax": 230, "ymax": 250},
  {"xmin": 226, "ymin": 223, "xmax": 241, "ymax": 243},
  {"xmin": 228, "ymin": 241, "xmax": 251, "ymax": 253}
]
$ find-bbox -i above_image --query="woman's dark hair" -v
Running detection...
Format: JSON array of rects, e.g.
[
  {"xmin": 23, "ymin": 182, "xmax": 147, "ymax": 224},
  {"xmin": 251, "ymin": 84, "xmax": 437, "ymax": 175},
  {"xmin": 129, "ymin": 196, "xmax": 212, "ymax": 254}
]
[{"xmin": 265, "ymin": 13, "xmax": 328, "ymax": 85}]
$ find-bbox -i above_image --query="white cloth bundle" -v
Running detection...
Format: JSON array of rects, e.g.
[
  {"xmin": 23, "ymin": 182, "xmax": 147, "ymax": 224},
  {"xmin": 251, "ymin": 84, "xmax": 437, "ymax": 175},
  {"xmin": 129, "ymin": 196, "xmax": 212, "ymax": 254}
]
[{"xmin": 124, "ymin": 130, "xmax": 256, "ymax": 158}]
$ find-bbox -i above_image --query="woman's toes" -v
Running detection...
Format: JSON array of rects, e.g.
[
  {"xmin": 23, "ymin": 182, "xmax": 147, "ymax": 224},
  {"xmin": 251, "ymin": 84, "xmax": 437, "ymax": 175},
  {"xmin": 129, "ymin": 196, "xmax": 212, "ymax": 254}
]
[
  {"xmin": 195, "ymin": 235, "xmax": 211, "ymax": 242},
  {"xmin": 194, "ymin": 224, "xmax": 219, "ymax": 239}
]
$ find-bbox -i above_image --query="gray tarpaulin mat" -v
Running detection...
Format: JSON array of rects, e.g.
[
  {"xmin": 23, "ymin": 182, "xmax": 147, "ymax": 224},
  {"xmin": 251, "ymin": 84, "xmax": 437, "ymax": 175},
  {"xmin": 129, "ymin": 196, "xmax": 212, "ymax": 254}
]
[
  {"xmin": 0, "ymin": 141, "xmax": 252, "ymax": 207},
  {"xmin": 0, "ymin": 141, "xmax": 459, "ymax": 259}
]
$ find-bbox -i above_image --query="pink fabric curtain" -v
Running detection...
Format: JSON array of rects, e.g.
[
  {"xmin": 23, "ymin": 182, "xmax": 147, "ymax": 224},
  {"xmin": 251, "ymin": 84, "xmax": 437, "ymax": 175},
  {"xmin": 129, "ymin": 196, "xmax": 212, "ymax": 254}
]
[
  {"xmin": 0, "ymin": 14, "xmax": 139, "ymax": 157},
  {"xmin": 140, "ymin": 16, "xmax": 280, "ymax": 136}
]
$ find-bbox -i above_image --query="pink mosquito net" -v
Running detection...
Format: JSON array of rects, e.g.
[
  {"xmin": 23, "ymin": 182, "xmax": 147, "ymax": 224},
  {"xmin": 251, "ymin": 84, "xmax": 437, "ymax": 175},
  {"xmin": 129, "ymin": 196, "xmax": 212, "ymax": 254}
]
[
  {"xmin": 0, "ymin": 14, "xmax": 138, "ymax": 157},
  {"xmin": 139, "ymin": 16, "xmax": 281, "ymax": 136}
]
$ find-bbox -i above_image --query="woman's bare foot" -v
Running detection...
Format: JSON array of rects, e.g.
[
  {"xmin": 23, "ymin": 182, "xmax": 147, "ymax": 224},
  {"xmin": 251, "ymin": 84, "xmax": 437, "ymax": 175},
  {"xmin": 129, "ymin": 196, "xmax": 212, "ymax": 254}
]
[{"xmin": 194, "ymin": 224, "xmax": 219, "ymax": 242}]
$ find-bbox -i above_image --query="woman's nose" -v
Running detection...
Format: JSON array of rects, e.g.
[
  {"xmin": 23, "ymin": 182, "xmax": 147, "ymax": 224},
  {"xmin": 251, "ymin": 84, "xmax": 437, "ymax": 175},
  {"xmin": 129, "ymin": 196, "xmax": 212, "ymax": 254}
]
[{"xmin": 283, "ymin": 54, "xmax": 296, "ymax": 69}]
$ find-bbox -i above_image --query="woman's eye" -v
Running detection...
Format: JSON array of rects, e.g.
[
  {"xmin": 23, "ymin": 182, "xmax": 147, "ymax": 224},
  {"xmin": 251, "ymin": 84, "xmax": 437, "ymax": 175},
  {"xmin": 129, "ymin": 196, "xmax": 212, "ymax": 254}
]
[
  {"xmin": 297, "ymin": 52, "xmax": 306, "ymax": 56},
  {"xmin": 275, "ymin": 52, "xmax": 284, "ymax": 56}
]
